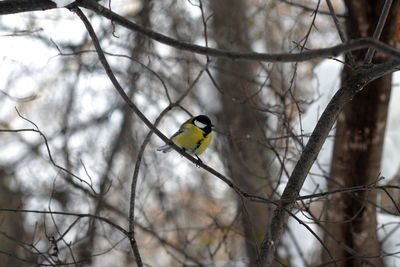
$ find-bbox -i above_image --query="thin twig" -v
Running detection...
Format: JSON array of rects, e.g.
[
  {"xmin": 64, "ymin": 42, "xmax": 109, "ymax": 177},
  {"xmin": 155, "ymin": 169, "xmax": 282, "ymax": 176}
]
[
  {"xmin": 363, "ymin": 0, "xmax": 394, "ymax": 64},
  {"xmin": 71, "ymin": 5, "xmax": 278, "ymax": 208},
  {"xmin": 256, "ymin": 60, "xmax": 400, "ymax": 266},
  {"xmin": 2, "ymin": 110, "xmax": 98, "ymax": 195},
  {"xmin": 71, "ymin": 7, "xmax": 144, "ymax": 267},
  {"xmin": 0, "ymin": 208, "xmax": 128, "ymax": 235},
  {"xmin": 279, "ymin": 0, "xmax": 346, "ymax": 17},
  {"xmin": 2, "ymin": 0, "xmax": 399, "ymax": 62},
  {"xmin": 127, "ymin": 69, "xmax": 206, "ymax": 267},
  {"xmin": 284, "ymin": 208, "xmax": 338, "ymax": 267},
  {"xmin": 294, "ymin": 177, "xmax": 384, "ymax": 202},
  {"xmin": 77, "ymin": 0, "xmax": 400, "ymax": 62},
  {"xmin": 325, "ymin": 0, "xmax": 356, "ymax": 67}
]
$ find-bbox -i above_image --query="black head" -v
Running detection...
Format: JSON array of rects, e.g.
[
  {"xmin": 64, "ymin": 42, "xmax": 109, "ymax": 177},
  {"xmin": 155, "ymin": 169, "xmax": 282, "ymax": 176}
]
[{"xmin": 193, "ymin": 115, "xmax": 213, "ymax": 134}]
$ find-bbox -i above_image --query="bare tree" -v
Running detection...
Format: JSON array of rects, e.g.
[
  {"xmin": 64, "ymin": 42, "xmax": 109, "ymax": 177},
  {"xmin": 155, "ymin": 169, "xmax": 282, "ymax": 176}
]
[{"xmin": 1, "ymin": 1, "xmax": 400, "ymax": 266}]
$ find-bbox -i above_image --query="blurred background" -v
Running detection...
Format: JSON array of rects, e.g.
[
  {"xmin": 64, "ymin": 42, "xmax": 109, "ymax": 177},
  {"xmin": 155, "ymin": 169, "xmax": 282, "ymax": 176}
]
[{"xmin": 1, "ymin": 0, "xmax": 400, "ymax": 266}]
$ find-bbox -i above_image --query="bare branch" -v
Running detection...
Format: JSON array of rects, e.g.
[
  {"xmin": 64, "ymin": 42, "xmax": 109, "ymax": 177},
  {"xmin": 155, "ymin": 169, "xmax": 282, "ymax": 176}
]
[
  {"xmin": 71, "ymin": 5, "xmax": 280, "ymax": 208},
  {"xmin": 325, "ymin": 0, "xmax": 356, "ymax": 66},
  {"xmin": 0, "ymin": 123, "xmax": 97, "ymax": 195},
  {"xmin": 0, "ymin": 0, "xmax": 56, "ymax": 15},
  {"xmin": 364, "ymin": 0, "xmax": 394, "ymax": 64},
  {"xmin": 0, "ymin": 208, "xmax": 128, "ymax": 235},
  {"xmin": 256, "ymin": 60, "xmax": 400, "ymax": 266},
  {"xmin": 279, "ymin": 0, "xmax": 346, "ymax": 18},
  {"xmin": 3, "ymin": 1, "xmax": 400, "ymax": 62},
  {"xmin": 77, "ymin": 0, "xmax": 400, "ymax": 62},
  {"xmin": 128, "ymin": 66, "xmax": 205, "ymax": 262}
]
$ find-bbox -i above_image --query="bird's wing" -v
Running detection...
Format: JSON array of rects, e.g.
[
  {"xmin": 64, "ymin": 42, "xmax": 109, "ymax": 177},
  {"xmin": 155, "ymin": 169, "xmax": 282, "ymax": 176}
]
[
  {"xmin": 171, "ymin": 118, "xmax": 192, "ymax": 138},
  {"xmin": 157, "ymin": 125, "xmax": 188, "ymax": 153},
  {"xmin": 170, "ymin": 128, "xmax": 185, "ymax": 139},
  {"xmin": 157, "ymin": 117, "xmax": 193, "ymax": 153}
]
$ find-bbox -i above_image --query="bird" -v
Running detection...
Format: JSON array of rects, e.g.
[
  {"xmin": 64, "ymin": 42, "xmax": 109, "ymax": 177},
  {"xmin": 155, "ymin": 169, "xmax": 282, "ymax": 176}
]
[{"xmin": 157, "ymin": 115, "xmax": 213, "ymax": 163}]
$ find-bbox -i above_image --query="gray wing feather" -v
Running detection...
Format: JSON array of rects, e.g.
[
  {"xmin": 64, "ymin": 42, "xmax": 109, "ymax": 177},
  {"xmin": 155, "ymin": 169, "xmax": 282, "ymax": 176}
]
[
  {"xmin": 156, "ymin": 144, "xmax": 173, "ymax": 153},
  {"xmin": 157, "ymin": 128, "xmax": 186, "ymax": 153}
]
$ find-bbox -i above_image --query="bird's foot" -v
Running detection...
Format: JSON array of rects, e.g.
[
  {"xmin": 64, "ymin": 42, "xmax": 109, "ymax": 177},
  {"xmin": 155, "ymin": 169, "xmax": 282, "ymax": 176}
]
[{"xmin": 195, "ymin": 155, "xmax": 203, "ymax": 167}]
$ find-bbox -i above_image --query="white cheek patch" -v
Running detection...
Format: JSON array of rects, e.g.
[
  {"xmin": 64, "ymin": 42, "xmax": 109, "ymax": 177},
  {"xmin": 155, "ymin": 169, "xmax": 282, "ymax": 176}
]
[{"xmin": 194, "ymin": 121, "xmax": 207, "ymax": 129}]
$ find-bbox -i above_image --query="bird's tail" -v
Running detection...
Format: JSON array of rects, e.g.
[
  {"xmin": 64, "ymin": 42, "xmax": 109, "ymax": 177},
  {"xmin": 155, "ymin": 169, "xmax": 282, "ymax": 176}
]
[{"xmin": 157, "ymin": 144, "xmax": 173, "ymax": 153}]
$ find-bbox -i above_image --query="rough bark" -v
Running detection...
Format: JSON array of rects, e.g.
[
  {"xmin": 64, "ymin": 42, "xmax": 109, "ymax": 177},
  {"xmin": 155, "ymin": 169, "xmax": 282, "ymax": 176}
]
[
  {"xmin": 322, "ymin": 1, "xmax": 399, "ymax": 266},
  {"xmin": 210, "ymin": 0, "xmax": 273, "ymax": 265}
]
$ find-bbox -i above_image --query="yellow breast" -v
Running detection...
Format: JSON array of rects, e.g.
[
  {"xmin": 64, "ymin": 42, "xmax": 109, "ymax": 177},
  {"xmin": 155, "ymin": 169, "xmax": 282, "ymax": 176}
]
[{"xmin": 172, "ymin": 124, "xmax": 212, "ymax": 155}]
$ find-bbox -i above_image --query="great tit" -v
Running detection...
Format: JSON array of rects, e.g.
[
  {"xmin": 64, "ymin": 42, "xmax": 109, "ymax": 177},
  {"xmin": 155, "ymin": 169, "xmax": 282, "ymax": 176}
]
[{"xmin": 157, "ymin": 115, "xmax": 213, "ymax": 162}]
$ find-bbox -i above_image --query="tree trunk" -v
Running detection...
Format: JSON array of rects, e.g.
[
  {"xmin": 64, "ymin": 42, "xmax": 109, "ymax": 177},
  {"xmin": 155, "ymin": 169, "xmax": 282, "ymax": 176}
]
[
  {"xmin": 0, "ymin": 170, "xmax": 31, "ymax": 266},
  {"xmin": 210, "ymin": 0, "xmax": 273, "ymax": 265},
  {"xmin": 322, "ymin": 1, "xmax": 399, "ymax": 266}
]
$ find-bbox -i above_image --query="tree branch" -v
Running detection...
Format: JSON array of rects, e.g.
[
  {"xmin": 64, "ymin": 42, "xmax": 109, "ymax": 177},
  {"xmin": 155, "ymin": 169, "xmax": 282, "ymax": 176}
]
[
  {"xmin": 0, "ymin": 208, "xmax": 128, "ymax": 236},
  {"xmin": 2, "ymin": 0, "xmax": 400, "ymax": 63},
  {"xmin": 256, "ymin": 60, "xmax": 400, "ymax": 266},
  {"xmin": 0, "ymin": 0, "xmax": 56, "ymax": 15},
  {"xmin": 70, "ymin": 5, "xmax": 281, "ymax": 208},
  {"xmin": 279, "ymin": 0, "xmax": 346, "ymax": 18},
  {"xmin": 325, "ymin": 0, "xmax": 356, "ymax": 67},
  {"xmin": 76, "ymin": 0, "xmax": 400, "ymax": 63},
  {"xmin": 363, "ymin": 0, "xmax": 394, "ymax": 64}
]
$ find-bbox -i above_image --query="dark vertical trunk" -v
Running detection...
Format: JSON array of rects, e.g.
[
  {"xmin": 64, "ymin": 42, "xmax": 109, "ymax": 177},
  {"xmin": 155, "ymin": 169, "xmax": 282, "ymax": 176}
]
[
  {"xmin": 0, "ymin": 170, "xmax": 32, "ymax": 266},
  {"xmin": 210, "ymin": 0, "xmax": 273, "ymax": 264},
  {"xmin": 323, "ymin": 1, "xmax": 399, "ymax": 266}
]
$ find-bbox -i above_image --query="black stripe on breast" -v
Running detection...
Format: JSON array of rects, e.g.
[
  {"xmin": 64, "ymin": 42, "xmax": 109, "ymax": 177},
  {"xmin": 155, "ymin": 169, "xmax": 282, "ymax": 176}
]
[{"xmin": 195, "ymin": 138, "xmax": 204, "ymax": 150}]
